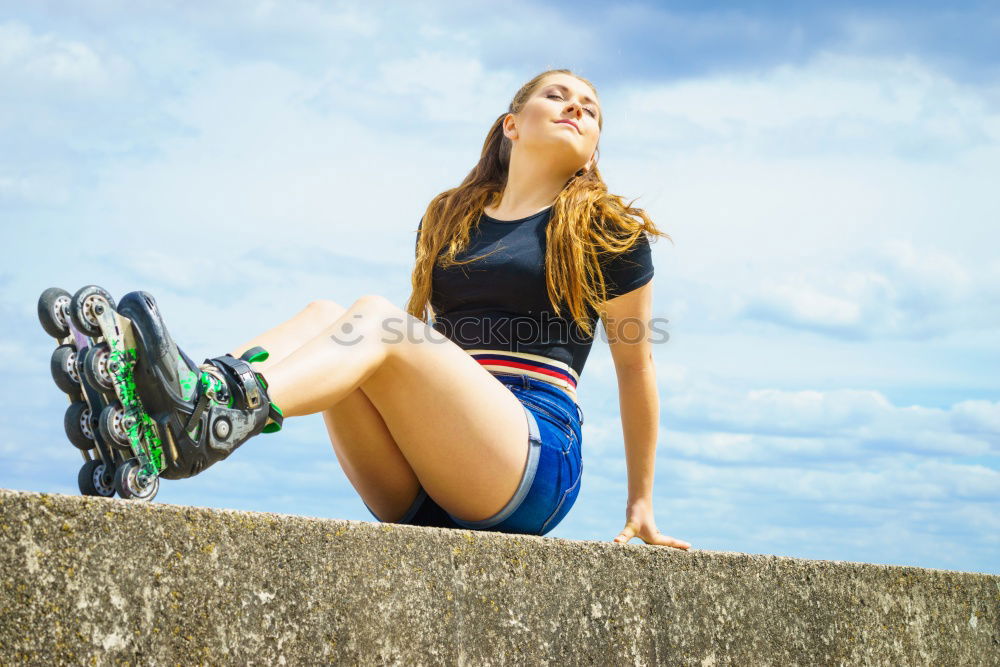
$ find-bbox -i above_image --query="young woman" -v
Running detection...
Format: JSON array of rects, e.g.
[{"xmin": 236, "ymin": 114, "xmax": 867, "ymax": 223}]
[{"xmin": 124, "ymin": 69, "xmax": 690, "ymax": 549}]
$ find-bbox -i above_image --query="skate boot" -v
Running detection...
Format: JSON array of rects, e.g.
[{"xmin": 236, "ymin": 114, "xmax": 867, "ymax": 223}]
[{"xmin": 116, "ymin": 290, "xmax": 284, "ymax": 480}]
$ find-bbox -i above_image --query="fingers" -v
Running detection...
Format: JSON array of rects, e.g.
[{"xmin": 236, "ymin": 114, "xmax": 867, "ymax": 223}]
[
  {"xmin": 656, "ymin": 534, "xmax": 692, "ymax": 550},
  {"xmin": 613, "ymin": 522, "xmax": 638, "ymax": 544},
  {"xmin": 613, "ymin": 523, "xmax": 692, "ymax": 550}
]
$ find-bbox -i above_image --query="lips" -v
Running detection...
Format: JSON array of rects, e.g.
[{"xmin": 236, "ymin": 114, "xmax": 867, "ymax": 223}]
[{"xmin": 555, "ymin": 119, "xmax": 580, "ymax": 133}]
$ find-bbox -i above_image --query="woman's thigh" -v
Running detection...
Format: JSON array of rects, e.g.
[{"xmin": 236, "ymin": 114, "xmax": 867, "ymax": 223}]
[
  {"xmin": 232, "ymin": 298, "xmax": 425, "ymax": 522},
  {"xmin": 365, "ymin": 374, "xmax": 584, "ymax": 536},
  {"xmin": 355, "ymin": 297, "xmax": 534, "ymax": 524},
  {"xmin": 322, "ymin": 388, "xmax": 421, "ymax": 523}
]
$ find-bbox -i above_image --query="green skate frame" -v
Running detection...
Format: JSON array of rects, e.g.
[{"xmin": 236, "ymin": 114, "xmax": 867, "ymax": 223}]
[{"xmin": 90, "ymin": 302, "xmax": 165, "ymax": 484}]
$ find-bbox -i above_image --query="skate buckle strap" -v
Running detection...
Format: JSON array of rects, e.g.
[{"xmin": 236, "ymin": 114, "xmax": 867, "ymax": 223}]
[
  {"xmin": 183, "ymin": 367, "xmax": 231, "ymax": 435},
  {"xmin": 209, "ymin": 354, "xmax": 263, "ymax": 409},
  {"xmin": 238, "ymin": 348, "xmax": 284, "ymax": 433},
  {"xmin": 184, "ymin": 387, "xmax": 212, "ymax": 435},
  {"xmin": 182, "ymin": 348, "xmax": 282, "ymax": 436},
  {"xmin": 239, "ymin": 348, "xmax": 283, "ymax": 432}
]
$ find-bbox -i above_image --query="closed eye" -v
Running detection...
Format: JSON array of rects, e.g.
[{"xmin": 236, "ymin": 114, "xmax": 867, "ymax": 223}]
[{"xmin": 547, "ymin": 93, "xmax": 597, "ymax": 118}]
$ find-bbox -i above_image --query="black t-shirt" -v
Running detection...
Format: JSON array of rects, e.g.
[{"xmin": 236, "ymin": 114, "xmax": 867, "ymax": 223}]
[{"xmin": 418, "ymin": 205, "xmax": 653, "ymax": 389}]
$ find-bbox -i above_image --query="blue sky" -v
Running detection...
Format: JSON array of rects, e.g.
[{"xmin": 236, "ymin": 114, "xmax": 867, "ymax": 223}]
[{"xmin": 2, "ymin": 1, "xmax": 997, "ymax": 575}]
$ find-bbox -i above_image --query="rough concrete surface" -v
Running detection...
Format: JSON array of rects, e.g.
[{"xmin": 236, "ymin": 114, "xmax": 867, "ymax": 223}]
[{"xmin": 0, "ymin": 488, "xmax": 996, "ymax": 665}]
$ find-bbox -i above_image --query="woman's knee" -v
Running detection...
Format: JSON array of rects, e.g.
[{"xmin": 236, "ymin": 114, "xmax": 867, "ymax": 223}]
[
  {"xmin": 350, "ymin": 294, "xmax": 400, "ymax": 316},
  {"xmin": 304, "ymin": 299, "xmax": 347, "ymax": 325},
  {"xmin": 347, "ymin": 295, "xmax": 423, "ymax": 347}
]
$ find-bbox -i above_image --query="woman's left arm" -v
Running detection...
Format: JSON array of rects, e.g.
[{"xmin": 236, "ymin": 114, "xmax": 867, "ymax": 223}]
[{"xmin": 602, "ymin": 279, "xmax": 691, "ymax": 550}]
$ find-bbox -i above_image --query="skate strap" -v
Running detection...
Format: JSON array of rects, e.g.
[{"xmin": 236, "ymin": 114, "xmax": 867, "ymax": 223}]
[
  {"xmin": 236, "ymin": 347, "xmax": 283, "ymax": 431},
  {"xmin": 184, "ymin": 388, "xmax": 212, "ymax": 435},
  {"xmin": 182, "ymin": 351, "xmax": 280, "ymax": 436},
  {"xmin": 209, "ymin": 354, "xmax": 263, "ymax": 410}
]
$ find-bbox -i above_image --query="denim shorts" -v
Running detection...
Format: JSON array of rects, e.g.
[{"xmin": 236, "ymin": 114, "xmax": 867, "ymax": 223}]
[{"xmin": 363, "ymin": 372, "xmax": 584, "ymax": 536}]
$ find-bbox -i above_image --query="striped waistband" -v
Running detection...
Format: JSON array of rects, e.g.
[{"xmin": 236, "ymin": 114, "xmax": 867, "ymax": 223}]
[{"xmin": 465, "ymin": 349, "xmax": 579, "ymax": 402}]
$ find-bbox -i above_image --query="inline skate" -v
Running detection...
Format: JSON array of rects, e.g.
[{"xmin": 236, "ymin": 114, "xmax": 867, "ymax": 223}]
[{"xmin": 38, "ymin": 286, "xmax": 283, "ymax": 501}]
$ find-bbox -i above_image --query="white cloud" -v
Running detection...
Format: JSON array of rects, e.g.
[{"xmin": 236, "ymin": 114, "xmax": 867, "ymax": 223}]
[
  {"xmin": 951, "ymin": 400, "xmax": 1000, "ymax": 438},
  {"xmin": 376, "ymin": 53, "xmax": 518, "ymax": 124},
  {"xmin": 245, "ymin": 0, "xmax": 379, "ymax": 37},
  {"xmin": 597, "ymin": 52, "xmax": 1000, "ymax": 344},
  {"xmin": 657, "ymin": 458, "xmax": 1000, "ymax": 509},
  {"xmin": 0, "ymin": 21, "xmax": 121, "ymax": 90},
  {"xmin": 658, "ymin": 364, "xmax": 998, "ymax": 456},
  {"xmin": 728, "ymin": 238, "xmax": 1000, "ymax": 339},
  {"xmin": 610, "ymin": 51, "xmax": 1000, "ymax": 156}
]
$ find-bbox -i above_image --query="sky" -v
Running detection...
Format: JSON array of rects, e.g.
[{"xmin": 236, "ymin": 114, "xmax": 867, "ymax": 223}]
[{"xmin": 2, "ymin": 1, "xmax": 997, "ymax": 575}]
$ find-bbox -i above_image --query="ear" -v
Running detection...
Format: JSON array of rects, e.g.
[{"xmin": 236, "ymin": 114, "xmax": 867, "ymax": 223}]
[
  {"xmin": 583, "ymin": 151, "xmax": 596, "ymax": 172},
  {"xmin": 502, "ymin": 113, "xmax": 517, "ymax": 141}
]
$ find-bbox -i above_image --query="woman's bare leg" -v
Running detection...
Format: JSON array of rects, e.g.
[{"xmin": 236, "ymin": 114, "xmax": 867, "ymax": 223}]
[
  {"xmin": 229, "ymin": 300, "xmax": 421, "ymax": 522},
  {"xmin": 228, "ymin": 301, "xmax": 343, "ymax": 372},
  {"xmin": 258, "ymin": 294, "xmax": 532, "ymax": 523}
]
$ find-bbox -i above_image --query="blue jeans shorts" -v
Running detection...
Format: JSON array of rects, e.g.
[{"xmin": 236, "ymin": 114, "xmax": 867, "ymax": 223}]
[{"xmin": 363, "ymin": 372, "xmax": 584, "ymax": 536}]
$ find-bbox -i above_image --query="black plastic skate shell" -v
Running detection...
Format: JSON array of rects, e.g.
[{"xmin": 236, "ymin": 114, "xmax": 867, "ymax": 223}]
[{"xmin": 116, "ymin": 290, "xmax": 281, "ymax": 481}]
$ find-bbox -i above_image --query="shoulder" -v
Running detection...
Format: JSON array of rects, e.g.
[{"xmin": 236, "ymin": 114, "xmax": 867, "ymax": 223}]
[{"xmin": 600, "ymin": 229, "xmax": 652, "ymax": 264}]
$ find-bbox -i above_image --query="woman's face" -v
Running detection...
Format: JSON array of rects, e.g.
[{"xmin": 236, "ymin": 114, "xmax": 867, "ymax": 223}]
[{"xmin": 505, "ymin": 73, "xmax": 601, "ymax": 174}]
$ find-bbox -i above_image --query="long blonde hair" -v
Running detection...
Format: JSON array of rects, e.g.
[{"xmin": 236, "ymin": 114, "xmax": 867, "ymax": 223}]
[{"xmin": 405, "ymin": 68, "xmax": 672, "ymax": 337}]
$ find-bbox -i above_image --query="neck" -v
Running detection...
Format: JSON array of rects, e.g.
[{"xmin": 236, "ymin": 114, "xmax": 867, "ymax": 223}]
[{"xmin": 490, "ymin": 149, "xmax": 576, "ymax": 218}]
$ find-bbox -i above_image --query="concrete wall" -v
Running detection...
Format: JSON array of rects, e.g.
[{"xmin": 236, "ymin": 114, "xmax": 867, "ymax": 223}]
[{"xmin": 1, "ymin": 488, "xmax": 996, "ymax": 665}]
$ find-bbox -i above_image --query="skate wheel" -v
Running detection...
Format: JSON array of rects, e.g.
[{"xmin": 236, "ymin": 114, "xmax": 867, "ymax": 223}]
[
  {"xmin": 78, "ymin": 459, "xmax": 116, "ymax": 497},
  {"xmin": 114, "ymin": 459, "xmax": 159, "ymax": 501},
  {"xmin": 50, "ymin": 344, "xmax": 81, "ymax": 395},
  {"xmin": 98, "ymin": 402, "xmax": 131, "ymax": 449},
  {"xmin": 64, "ymin": 401, "xmax": 96, "ymax": 450},
  {"xmin": 81, "ymin": 343, "xmax": 115, "ymax": 391},
  {"xmin": 70, "ymin": 285, "xmax": 116, "ymax": 338},
  {"xmin": 38, "ymin": 288, "xmax": 72, "ymax": 338}
]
